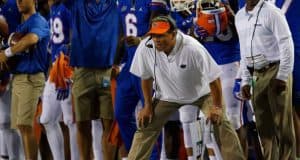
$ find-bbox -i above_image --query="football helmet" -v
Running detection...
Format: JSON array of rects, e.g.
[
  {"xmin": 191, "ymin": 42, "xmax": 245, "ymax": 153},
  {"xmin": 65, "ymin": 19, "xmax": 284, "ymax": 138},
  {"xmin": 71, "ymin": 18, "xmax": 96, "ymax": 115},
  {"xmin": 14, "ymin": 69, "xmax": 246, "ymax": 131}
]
[
  {"xmin": 195, "ymin": 0, "xmax": 228, "ymax": 36},
  {"xmin": 169, "ymin": 0, "xmax": 195, "ymax": 15}
]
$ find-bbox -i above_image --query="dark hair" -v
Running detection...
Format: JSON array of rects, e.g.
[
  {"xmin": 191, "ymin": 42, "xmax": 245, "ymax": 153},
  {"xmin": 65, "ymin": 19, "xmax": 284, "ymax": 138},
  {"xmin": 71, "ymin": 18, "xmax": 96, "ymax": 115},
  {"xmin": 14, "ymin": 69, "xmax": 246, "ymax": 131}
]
[{"xmin": 151, "ymin": 15, "xmax": 177, "ymax": 33}]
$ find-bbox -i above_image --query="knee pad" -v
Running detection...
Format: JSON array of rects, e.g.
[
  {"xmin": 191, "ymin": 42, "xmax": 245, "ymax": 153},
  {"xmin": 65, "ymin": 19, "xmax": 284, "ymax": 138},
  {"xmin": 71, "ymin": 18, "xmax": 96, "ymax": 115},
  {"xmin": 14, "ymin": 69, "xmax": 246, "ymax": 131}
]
[
  {"xmin": 179, "ymin": 105, "xmax": 198, "ymax": 149},
  {"xmin": 179, "ymin": 105, "xmax": 198, "ymax": 123}
]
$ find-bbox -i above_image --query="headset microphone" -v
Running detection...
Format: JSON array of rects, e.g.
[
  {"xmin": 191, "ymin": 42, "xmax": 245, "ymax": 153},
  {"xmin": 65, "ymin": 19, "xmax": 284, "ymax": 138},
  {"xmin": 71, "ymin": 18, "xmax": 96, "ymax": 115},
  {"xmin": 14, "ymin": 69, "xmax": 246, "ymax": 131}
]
[{"xmin": 145, "ymin": 36, "xmax": 153, "ymax": 48}]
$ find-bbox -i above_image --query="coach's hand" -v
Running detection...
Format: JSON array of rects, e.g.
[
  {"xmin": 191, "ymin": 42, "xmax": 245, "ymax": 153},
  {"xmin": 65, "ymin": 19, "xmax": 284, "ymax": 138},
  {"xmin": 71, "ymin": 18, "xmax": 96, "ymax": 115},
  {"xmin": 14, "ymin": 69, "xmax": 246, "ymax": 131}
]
[
  {"xmin": 207, "ymin": 106, "xmax": 222, "ymax": 125},
  {"xmin": 138, "ymin": 105, "xmax": 153, "ymax": 128},
  {"xmin": 125, "ymin": 36, "xmax": 141, "ymax": 46},
  {"xmin": 241, "ymin": 84, "xmax": 251, "ymax": 100},
  {"xmin": 193, "ymin": 25, "xmax": 208, "ymax": 41},
  {"xmin": 272, "ymin": 79, "xmax": 286, "ymax": 94}
]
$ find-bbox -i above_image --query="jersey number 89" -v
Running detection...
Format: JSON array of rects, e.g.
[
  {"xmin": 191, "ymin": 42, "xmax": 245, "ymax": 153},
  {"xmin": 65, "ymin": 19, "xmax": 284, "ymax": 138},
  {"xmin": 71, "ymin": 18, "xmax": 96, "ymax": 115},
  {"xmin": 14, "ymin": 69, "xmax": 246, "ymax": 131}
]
[{"xmin": 50, "ymin": 17, "xmax": 65, "ymax": 44}]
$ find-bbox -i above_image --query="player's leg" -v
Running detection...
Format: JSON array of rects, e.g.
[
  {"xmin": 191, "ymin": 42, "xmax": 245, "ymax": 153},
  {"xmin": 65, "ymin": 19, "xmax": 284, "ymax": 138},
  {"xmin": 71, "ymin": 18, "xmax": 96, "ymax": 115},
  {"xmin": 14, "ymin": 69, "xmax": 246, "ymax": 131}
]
[
  {"xmin": 98, "ymin": 73, "xmax": 117, "ymax": 160},
  {"xmin": 114, "ymin": 72, "xmax": 140, "ymax": 156},
  {"xmin": 61, "ymin": 88, "xmax": 79, "ymax": 160},
  {"xmin": 0, "ymin": 130, "xmax": 8, "ymax": 160},
  {"xmin": 2, "ymin": 128, "xmax": 21, "ymax": 160},
  {"xmin": 12, "ymin": 73, "xmax": 45, "ymax": 160},
  {"xmin": 0, "ymin": 84, "xmax": 10, "ymax": 160},
  {"xmin": 179, "ymin": 105, "xmax": 199, "ymax": 160},
  {"xmin": 92, "ymin": 119, "xmax": 103, "ymax": 160},
  {"xmin": 72, "ymin": 68, "xmax": 113, "ymax": 160},
  {"xmin": 72, "ymin": 68, "xmax": 95, "ymax": 160},
  {"xmin": 40, "ymin": 80, "xmax": 65, "ymax": 160},
  {"xmin": 163, "ymin": 120, "xmax": 180, "ymax": 159}
]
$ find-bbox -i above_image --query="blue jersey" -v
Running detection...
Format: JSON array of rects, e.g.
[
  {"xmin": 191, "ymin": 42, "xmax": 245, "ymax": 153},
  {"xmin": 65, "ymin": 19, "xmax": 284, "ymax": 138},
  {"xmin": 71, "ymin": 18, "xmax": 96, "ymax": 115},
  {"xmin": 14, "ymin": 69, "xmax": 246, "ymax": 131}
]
[
  {"xmin": 68, "ymin": 0, "xmax": 119, "ymax": 68},
  {"xmin": 203, "ymin": 38, "xmax": 240, "ymax": 65},
  {"xmin": 14, "ymin": 13, "xmax": 50, "ymax": 74},
  {"xmin": 117, "ymin": 0, "xmax": 165, "ymax": 71},
  {"xmin": 0, "ymin": 0, "xmax": 21, "ymax": 34},
  {"xmin": 49, "ymin": 3, "xmax": 71, "ymax": 62},
  {"xmin": 238, "ymin": 0, "xmax": 246, "ymax": 8},
  {"xmin": 274, "ymin": 0, "xmax": 300, "ymax": 57}
]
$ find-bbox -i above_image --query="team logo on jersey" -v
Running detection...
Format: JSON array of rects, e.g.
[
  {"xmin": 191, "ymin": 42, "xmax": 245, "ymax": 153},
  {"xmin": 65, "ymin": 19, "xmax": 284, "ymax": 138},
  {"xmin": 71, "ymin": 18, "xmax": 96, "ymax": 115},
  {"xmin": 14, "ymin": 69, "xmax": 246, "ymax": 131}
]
[{"xmin": 180, "ymin": 64, "xmax": 187, "ymax": 69}]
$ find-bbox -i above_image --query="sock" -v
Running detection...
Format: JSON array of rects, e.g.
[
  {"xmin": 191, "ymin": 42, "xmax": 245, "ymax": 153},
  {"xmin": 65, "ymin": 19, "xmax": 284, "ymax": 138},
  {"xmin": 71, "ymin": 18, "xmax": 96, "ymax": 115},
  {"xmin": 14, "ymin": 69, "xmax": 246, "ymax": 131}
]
[
  {"xmin": 92, "ymin": 120, "xmax": 103, "ymax": 160},
  {"xmin": 68, "ymin": 123, "xmax": 79, "ymax": 160},
  {"xmin": 44, "ymin": 123, "xmax": 65, "ymax": 160}
]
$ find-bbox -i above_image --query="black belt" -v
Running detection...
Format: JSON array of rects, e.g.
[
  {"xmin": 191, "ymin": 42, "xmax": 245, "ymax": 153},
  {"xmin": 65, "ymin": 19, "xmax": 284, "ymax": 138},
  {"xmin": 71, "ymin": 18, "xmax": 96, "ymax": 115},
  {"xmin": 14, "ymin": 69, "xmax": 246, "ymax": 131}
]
[{"xmin": 247, "ymin": 61, "xmax": 280, "ymax": 74}]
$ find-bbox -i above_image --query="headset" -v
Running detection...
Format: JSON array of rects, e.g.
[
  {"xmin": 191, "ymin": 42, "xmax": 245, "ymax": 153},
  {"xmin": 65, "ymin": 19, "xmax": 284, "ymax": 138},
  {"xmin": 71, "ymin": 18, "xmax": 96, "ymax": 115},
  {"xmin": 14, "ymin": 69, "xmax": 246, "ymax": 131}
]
[{"xmin": 144, "ymin": 16, "xmax": 178, "ymax": 99}]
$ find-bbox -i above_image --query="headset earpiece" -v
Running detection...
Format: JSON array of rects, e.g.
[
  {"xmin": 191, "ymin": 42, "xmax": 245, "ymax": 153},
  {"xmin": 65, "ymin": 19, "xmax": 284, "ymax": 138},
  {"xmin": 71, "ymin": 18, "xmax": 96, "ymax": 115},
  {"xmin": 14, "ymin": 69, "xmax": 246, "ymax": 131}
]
[{"xmin": 145, "ymin": 36, "xmax": 153, "ymax": 48}]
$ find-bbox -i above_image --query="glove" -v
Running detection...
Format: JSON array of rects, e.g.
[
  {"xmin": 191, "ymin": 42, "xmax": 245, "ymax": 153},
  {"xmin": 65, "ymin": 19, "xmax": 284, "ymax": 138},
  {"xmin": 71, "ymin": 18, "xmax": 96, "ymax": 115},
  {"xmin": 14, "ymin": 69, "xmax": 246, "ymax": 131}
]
[
  {"xmin": 193, "ymin": 25, "xmax": 208, "ymax": 40},
  {"xmin": 56, "ymin": 79, "xmax": 71, "ymax": 101},
  {"xmin": 56, "ymin": 86, "xmax": 70, "ymax": 101},
  {"xmin": 176, "ymin": 14, "xmax": 193, "ymax": 33},
  {"xmin": 233, "ymin": 79, "xmax": 244, "ymax": 100}
]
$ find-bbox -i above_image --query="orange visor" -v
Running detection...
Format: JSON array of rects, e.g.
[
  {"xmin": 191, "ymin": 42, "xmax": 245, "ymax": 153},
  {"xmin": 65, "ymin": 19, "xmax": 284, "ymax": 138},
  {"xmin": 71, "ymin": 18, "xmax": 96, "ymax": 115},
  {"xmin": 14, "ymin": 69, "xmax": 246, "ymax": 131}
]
[{"xmin": 147, "ymin": 21, "xmax": 171, "ymax": 35}]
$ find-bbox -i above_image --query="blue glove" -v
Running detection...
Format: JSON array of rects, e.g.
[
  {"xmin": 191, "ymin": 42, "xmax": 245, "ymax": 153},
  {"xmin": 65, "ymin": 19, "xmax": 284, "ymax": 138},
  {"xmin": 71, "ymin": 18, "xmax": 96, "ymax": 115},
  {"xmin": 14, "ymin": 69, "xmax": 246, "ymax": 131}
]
[
  {"xmin": 56, "ymin": 81, "xmax": 71, "ymax": 101},
  {"xmin": 176, "ymin": 14, "xmax": 193, "ymax": 33},
  {"xmin": 233, "ymin": 78, "xmax": 244, "ymax": 100},
  {"xmin": 56, "ymin": 85, "xmax": 70, "ymax": 101},
  {"xmin": 193, "ymin": 25, "xmax": 208, "ymax": 40}
]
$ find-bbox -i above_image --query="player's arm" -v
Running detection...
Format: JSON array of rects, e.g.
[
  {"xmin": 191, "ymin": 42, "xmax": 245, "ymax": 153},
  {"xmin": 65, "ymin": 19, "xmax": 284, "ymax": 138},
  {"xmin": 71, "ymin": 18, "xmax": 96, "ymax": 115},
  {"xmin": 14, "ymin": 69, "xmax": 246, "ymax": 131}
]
[
  {"xmin": 112, "ymin": 17, "xmax": 125, "ymax": 78},
  {"xmin": 5, "ymin": 33, "xmax": 39, "ymax": 56},
  {"xmin": 0, "ymin": 15, "xmax": 9, "ymax": 38}
]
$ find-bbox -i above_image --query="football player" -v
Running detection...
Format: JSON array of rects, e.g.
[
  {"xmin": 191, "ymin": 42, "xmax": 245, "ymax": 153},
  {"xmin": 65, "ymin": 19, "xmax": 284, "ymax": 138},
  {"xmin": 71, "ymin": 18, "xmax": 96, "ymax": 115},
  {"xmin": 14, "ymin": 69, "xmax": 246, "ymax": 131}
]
[
  {"xmin": 0, "ymin": 0, "xmax": 50, "ymax": 159},
  {"xmin": 194, "ymin": 0, "xmax": 249, "ymax": 157},
  {"xmin": 39, "ymin": 0, "xmax": 79, "ymax": 160},
  {"xmin": 64, "ymin": 0, "xmax": 119, "ymax": 159},
  {"xmin": 0, "ymin": 0, "xmax": 22, "ymax": 159}
]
